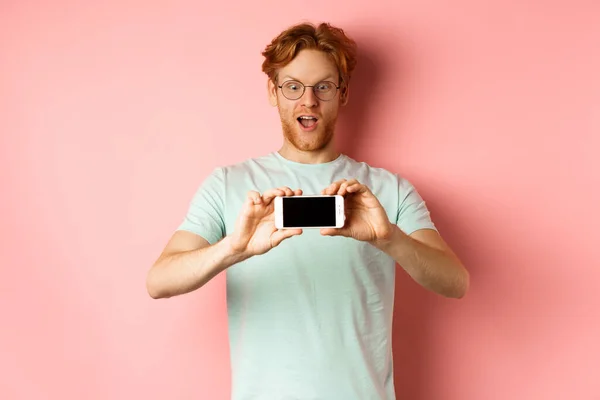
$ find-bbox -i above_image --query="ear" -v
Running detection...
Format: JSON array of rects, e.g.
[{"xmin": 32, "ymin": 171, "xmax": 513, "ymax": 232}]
[
  {"xmin": 340, "ymin": 83, "xmax": 350, "ymax": 106},
  {"xmin": 267, "ymin": 79, "xmax": 278, "ymax": 107}
]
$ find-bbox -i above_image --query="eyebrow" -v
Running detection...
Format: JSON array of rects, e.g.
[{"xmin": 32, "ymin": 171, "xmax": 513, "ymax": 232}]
[{"xmin": 281, "ymin": 75, "xmax": 336, "ymax": 83}]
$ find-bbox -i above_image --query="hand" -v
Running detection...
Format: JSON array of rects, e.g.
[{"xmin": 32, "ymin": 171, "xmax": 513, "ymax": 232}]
[
  {"xmin": 320, "ymin": 179, "xmax": 393, "ymax": 243},
  {"xmin": 230, "ymin": 186, "xmax": 303, "ymax": 257}
]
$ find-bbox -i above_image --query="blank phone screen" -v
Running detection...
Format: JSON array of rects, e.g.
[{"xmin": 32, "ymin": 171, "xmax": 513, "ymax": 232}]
[{"xmin": 282, "ymin": 197, "xmax": 337, "ymax": 227}]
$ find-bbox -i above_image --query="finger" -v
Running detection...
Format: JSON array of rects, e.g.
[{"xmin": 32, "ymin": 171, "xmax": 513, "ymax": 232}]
[
  {"xmin": 346, "ymin": 183, "xmax": 369, "ymax": 194},
  {"xmin": 246, "ymin": 190, "xmax": 262, "ymax": 205},
  {"xmin": 271, "ymin": 228, "xmax": 303, "ymax": 247},
  {"xmin": 278, "ymin": 186, "xmax": 294, "ymax": 197},
  {"xmin": 240, "ymin": 191, "xmax": 260, "ymax": 218},
  {"xmin": 338, "ymin": 179, "xmax": 359, "ymax": 196},
  {"xmin": 324, "ymin": 179, "xmax": 346, "ymax": 195},
  {"xmin": 293, "ymin": 188, "xmax": 303, "ymax": 196},
  {"xmin": 323, "ymin": 181, "xmax": 337, "ymax": 195},
  {"xmin": 262, "ymin": 188, "xmax": 284, "ymax": 204}
]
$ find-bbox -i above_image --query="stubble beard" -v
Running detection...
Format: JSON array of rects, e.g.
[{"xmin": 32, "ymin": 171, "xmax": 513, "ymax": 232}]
[{"xmin": 280, "ymin": 113, "xmax": 337, "ymax": 152}]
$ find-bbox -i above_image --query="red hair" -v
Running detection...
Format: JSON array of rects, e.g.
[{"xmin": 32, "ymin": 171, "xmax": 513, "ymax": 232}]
[{"xmin": 261, "ymin": 22, "xmax": 358, "ymax": 88}]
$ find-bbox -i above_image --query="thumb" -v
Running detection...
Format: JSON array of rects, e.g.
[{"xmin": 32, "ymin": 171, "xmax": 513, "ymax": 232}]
[
  {"xmin": 271, "ymin": 228, "xmax": 302, "ymax": 247},
  {"xmin": 320, "ymin": 228, "xmax": 346, "ymax": 237}
]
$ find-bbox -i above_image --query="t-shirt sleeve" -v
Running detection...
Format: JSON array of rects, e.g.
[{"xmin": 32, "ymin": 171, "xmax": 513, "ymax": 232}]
[
  {"xmin": 177, "ymin": 167, "xmax": 226, "ymax": 245},
  {"xmin": 395, "ymin": 175, "xmax": 438, "ymax": 235}
]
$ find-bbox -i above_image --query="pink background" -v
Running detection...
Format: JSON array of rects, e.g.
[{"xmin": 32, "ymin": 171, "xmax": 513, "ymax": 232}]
[{"xmin": 1, "ymin": 1, "xmax": 599, "ymax": 399}]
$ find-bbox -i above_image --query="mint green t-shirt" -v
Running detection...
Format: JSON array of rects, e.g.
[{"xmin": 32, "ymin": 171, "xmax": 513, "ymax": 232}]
[{"xmin": 178, "ymin": 151, "xmax": 437, "ymax": 400}]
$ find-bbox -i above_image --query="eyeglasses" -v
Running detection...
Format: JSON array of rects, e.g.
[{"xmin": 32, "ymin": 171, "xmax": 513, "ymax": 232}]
[{"xmin": 277, "ymin": 80, "xmax": 341, "ymax": 101}]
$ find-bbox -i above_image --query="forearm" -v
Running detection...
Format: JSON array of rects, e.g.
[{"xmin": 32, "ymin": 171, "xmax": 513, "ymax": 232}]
[
  {"xmin": 374, "ymin": 225, "xmax": 469, "ymax": 298},
  {"xmin": 147, "ymin": 236, "xmax": 248, "ymax": 299}
]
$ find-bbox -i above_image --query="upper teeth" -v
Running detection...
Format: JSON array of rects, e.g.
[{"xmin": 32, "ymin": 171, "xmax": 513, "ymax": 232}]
[{"xmin": 300, "ymin": 116, "xmax": 316, "ymax": 119}]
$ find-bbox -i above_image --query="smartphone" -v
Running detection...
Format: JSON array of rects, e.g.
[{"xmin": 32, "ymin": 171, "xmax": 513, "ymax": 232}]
[{"xmin": 274, "ymin": 195, "xmax": 345, "ymax": 229}]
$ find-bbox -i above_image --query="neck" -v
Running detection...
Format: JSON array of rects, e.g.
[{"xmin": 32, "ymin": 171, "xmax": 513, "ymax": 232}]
[{"xmin": 277, "ymin": 142, "xmax": 340, "ymax": 164}]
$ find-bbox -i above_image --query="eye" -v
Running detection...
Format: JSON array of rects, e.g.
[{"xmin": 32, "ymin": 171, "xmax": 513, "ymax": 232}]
[
  {"xmin": 284, "ymin": 81, "xmax": 302, "ymax": 91},
  {"xmin": 316, "ymin": 82, "xmax": 332, "ymax": 91}
]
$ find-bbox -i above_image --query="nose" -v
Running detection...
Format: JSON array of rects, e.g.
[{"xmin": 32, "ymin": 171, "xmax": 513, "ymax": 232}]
[{"xmin": 301, "ymin": 87, "xmax": 318, "ymax": 108}]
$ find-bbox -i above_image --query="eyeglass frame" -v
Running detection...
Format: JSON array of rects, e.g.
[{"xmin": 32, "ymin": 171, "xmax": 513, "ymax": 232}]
[{"xmin": 276, "ymin": 79, "xmax": 342, "ymax": 101}]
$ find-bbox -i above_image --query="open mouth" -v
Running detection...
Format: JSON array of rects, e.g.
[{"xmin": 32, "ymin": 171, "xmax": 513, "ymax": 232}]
[{"xmin": 297, "ymin": 115, "xmax": 319, "ymax": 131}]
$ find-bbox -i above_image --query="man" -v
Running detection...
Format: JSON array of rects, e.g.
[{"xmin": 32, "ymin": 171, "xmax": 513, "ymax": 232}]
[{"xmin": 147, "ymin": 22, "xmax": 469, "ymax": 400}]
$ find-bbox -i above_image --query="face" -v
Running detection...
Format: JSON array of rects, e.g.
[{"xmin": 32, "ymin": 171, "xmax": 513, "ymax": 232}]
[{"xmin": 268, "ymin": 49, "xmax": 349, "ymax": 153}]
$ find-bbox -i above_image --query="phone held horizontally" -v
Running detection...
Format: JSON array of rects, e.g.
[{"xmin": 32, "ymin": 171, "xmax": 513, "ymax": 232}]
[{"xmin": 274, "ymin": 195, "xmax": 345, "ymax": 229}]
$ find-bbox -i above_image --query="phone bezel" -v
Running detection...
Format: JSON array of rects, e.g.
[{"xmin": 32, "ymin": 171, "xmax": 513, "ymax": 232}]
[{"xmin": 274, "ymin": 195, "xmax": 345, "ymax": 229}]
